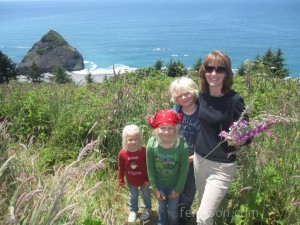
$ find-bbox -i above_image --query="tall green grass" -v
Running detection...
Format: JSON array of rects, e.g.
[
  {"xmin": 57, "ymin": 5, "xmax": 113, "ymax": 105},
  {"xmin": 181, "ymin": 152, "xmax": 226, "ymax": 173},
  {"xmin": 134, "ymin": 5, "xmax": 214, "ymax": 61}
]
[{"xmin": 0, "ymin": 72, "xmax": 299, "ymax": 224}]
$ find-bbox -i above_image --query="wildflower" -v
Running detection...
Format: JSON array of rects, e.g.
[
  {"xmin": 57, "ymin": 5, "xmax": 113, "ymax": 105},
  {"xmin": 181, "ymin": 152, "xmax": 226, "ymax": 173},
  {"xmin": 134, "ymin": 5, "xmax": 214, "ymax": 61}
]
[
  {"xmin": 199, "ymin": 99, "xmax": 297, "ymax": 162},
  {"xmin": 219, "ymin": 114, "xmax": 297, "ymax": 144}
]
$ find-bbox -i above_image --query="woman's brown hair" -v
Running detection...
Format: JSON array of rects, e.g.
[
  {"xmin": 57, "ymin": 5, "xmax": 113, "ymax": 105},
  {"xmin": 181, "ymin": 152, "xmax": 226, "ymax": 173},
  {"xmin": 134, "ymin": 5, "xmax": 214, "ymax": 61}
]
[{"xmin": 199, "ymin": 50, "xmax": 233, "ymax": 94}]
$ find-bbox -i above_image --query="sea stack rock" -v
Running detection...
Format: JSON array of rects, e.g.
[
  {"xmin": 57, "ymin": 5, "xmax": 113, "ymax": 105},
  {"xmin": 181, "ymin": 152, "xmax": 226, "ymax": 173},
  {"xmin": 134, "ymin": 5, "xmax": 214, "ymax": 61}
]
[{"xmin": 18, "ymin": 30, "xmax": 84, "ymax": 74}]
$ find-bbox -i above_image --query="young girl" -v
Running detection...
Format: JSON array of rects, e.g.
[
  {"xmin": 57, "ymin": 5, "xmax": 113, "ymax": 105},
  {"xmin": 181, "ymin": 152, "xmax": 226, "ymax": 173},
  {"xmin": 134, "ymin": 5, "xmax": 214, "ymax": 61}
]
[
  {"xmin": 118, "ymin": 124, "xmax": 152, "ymax": 223},
  {"xmin": 146, "ymin": 109, "xmax": 189, "ymax": 225},
  {"xmin": 169, "ymin": 77, "xmax": 201, "ymax": 223}
]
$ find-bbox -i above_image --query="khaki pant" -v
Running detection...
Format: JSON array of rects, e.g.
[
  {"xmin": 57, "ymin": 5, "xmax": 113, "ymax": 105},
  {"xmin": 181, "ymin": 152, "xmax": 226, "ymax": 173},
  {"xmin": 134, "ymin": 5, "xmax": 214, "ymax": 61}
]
[{"xmin": 194, "ymin": 153, "xmax": 236, "ymax": 225}]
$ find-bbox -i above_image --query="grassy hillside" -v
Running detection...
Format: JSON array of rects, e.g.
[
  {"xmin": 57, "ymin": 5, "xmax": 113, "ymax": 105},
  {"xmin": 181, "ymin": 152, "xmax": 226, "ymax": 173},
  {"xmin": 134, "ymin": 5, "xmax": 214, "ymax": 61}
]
[{"xmin": 0, "ymin": 71, "xmax": 299, "ymax": 225}]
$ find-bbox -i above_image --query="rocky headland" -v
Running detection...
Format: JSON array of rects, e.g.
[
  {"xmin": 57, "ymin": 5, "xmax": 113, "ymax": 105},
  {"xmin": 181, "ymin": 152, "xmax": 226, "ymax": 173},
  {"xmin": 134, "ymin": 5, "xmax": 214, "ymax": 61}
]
[{"xmin": 18, "ymin": 30, "xmax": 84, "ymax": 74}]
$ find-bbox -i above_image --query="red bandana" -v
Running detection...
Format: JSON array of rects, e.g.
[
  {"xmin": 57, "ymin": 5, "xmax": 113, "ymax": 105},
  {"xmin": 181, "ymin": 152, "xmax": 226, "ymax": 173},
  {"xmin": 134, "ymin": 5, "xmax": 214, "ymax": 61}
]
[{"xmin": 147, "ymin": 109, "xmax": 183, "ymax": 129}]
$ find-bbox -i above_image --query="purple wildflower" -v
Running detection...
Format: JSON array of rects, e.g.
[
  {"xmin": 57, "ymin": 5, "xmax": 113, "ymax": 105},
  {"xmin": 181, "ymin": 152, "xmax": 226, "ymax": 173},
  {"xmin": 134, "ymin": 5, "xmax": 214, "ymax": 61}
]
[
  {"xmin": 219, "ymin": 114, "xmax": 297, "ymax": 144},
  {"xmin": 244, "ymin": 75, "xmax": 250, "ymax": 89}
]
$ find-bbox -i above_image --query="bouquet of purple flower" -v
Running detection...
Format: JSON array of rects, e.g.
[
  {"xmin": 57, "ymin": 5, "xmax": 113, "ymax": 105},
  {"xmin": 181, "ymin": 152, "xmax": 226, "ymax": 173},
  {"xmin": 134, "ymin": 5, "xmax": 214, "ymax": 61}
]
[
  {"xmin": 219, "ymin": 114, "xmax": 297, "ymax": 144},
  {"xmin": 198, "ymin": 98, "xmax": 298, "ymax": 162}
]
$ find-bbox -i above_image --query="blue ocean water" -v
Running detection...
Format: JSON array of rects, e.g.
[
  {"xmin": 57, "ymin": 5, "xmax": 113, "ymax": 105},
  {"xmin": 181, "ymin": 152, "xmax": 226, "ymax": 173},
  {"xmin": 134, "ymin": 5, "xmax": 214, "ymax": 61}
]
[{"xmin": 1, "ymin": 0, "xmax": 300, "ymax": 78}]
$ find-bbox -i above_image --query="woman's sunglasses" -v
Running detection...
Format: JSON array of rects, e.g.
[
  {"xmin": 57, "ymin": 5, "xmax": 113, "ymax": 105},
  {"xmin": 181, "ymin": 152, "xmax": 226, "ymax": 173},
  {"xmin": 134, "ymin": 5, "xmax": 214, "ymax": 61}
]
[{"xmin": 205, "ymin": 66, "xmax": 226, "ymax": 74}]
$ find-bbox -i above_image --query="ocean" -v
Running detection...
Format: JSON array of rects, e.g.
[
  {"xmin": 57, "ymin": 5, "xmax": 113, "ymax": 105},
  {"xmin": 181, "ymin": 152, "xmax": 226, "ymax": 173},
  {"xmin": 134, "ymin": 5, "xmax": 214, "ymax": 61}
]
[{"xmin": 1, "ymin": 0, "xmax": 300, "ymax": 82}]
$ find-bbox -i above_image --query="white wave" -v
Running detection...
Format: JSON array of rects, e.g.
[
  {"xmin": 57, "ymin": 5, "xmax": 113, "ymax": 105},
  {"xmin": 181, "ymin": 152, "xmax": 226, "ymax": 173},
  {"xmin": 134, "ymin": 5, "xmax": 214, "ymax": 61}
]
[
  {"xmin": 183, "ymin": 54, "xmax": 189, "ymax": 57},
  {"xmin": 71, "ymin": 69, "xmax": 90, "ymax": 75},
  {"xmin": 171, "ymin": 54, "xmax": 178, "ymax": 57},
  {"xmin": 68, "ymin": 64, "xmax": 137, "ymax": 83},
  {"xmin": 84, "ymin": 60, "xmax": 97, "ymax": 70},
  {"xmin": 71, "ymin": 64, "xmax": 137, "ymax": 76},
  {"xmin": 153, "ymin": 47, "xmax": 164, "ymax": 51},
  {"xmin": 15, "ymin": 46, "xmax": 30, "ymax": 49},
  {"xmin": 0, "ymin": 45, "xmax": 30, "ymax": 49},
  {"xmin": 93, "ymin": 64, "xmax": 137, "ymax": 75}
]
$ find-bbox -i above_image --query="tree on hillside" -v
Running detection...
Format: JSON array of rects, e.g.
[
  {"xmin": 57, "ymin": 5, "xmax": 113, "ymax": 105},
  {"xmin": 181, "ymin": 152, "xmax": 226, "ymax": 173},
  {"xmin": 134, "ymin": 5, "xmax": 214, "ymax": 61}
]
[
  {"xmin": 236, "ymin": 48, "xmax": 289, "ymax": 78},
  {"xmin": 237, "ymin": 63, "xmax": 247, "ymax": 76},
  {"xmin": 193, "ymin": 57, "xmax": 202, "ymax": 71},
  {"xmin": 153, "ymin": 59, "xmax": 163, "ymax": 71},
  {"xmin": 260, "ymin": 48, "xmax": 289, "ymax": 78},
  {"xmin": 267, "ymin": 49, "xmax": 289, "ymax": 78},
  {"xmin": 0, "ymin": 51, "xmax": 18, "ymax": 83},
  {"xmin": 49, "ymin": 66, "xmax": 73, "ymax": 83},
  {"xmin": 166, "ymin": 60, "xmax": 187, "ymax": 77},
  {"xmin": 252, "ymin": 55, "xmax": 264, "ymax": 71},
  {"xmin": 26, "ymin": 62, "xmax": 44, "ymax": 83},
  {"xmin": 85, "ymin": 73, "xmax": 95, "ymax": 83}
]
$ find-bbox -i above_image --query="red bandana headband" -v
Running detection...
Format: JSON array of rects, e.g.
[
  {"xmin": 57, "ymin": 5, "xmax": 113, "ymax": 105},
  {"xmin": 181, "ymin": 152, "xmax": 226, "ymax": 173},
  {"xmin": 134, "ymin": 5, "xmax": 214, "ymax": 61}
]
[{"xmin": 147, "ymin": 109, "xmax": 183, "ymax": 129}]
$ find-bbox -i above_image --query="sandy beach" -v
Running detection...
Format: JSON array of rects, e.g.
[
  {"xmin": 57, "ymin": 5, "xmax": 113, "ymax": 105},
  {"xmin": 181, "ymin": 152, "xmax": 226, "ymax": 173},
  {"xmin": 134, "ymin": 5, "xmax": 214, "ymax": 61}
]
[
  {"xmin": 69, "ymin": 66, "xmax": 137, "ymax": 83},
  {"xmin": 17, "ymin": 66, "xmax": 137, "ymax": 83}
]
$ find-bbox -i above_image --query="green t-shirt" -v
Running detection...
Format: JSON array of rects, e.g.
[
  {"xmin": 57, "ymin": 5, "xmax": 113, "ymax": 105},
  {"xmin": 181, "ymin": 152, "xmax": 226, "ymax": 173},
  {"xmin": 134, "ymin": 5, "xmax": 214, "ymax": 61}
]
[{"xmin": 146, "ymin": 138, "xmax": 189, "ymax": 193}]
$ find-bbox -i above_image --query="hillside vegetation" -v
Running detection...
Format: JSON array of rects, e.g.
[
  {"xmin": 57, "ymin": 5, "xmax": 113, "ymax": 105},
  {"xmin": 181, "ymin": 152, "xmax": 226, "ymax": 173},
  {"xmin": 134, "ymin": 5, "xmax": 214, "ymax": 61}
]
[{"xmin": 0, "ymin": 71, "xmax": 299, "ymax": 225}]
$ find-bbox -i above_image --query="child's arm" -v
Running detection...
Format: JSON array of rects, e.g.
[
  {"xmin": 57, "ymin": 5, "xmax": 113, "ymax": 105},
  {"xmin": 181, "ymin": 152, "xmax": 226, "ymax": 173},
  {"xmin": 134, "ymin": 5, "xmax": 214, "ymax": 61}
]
[
  {"xmin": 117, "ymin": 150, "xmax": 125, "ymax": 189},
  {"xmin": 142, "ymin": 147, "xmax": 150, "ymax": 186},
  {"xmin": 153, "ymin": 189, "xmax": 165, "ymax": 200},
  {"xmin": 168, "ymin": 190, "xmax": 179, "ymax": 199},
  {"xmin": 174, "ymin": 141, "xmax": 189, "ymax": 193},
  {"xmin": 146, "ymin": 143, "xmax": 157, "ymax": 191},
  {"xmin": 143, "ymin": 181, "xmax": 150, "ymax": 188}
]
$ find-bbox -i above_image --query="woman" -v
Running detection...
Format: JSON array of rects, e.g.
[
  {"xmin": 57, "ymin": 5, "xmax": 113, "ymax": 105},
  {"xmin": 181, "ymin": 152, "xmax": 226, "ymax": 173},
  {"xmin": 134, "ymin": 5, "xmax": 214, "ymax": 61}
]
[{"xmin": 194, "ymin": 50, "xmax": 251, "ymax": 225}]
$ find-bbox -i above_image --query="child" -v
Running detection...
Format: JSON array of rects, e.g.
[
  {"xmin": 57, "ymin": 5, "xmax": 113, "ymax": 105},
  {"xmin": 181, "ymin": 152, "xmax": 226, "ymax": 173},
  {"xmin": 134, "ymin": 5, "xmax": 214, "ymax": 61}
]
[
  {"xmin": 118, "ymin": 124, "xmax": 152, "ymax": 223},
  {"xmin": 146, "ymin": 109, "xmax": 189, "ymax": 225},
  {"xmin": 169, "ymin": 77, "xmax": 200, "ymax": 223}
]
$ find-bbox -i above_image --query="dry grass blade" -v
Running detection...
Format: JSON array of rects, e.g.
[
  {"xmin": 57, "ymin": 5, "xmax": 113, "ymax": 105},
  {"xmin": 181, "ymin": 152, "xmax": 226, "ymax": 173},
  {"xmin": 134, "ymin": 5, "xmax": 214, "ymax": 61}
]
[
  {"xmin": 291, "ymin": 201, "xmax": 300, "ymax": 207},
  {"xmin": 66, "ymin": 158, "xmax": 107, "ymax": 178},
  {"xmin": 0, "ymin": 118, "xmax": 10, "ymax": 139},
  {"xmin": 0, "ymin": 155, "xmax": 15, "ymax": 178},
  {"xmin": 240, "ymin": 186, "xmax": 255, "ymax": 193},
  {"xmin": 50, "ymin": 203, "xmax": 78, "ymax": 224},
  {"xmin": 19, "ymin": 143, "xmax": 28, "ymax": 151},
  {"xmin": 65, "ymin": 140, "xmax": 100, "ymax": 171},
  {"xmin": 46, "ymin": 179, "xmax": 68, "ymax": 225},
  {"xmin": 84, "ymin": 181, "xmax": 103, "ymax": 195},
  {"xmin": 9, "ymin": 176, "xmax": 35, "ymax": 210},
  {"xmin": 87, "ymin": 121, "xmax": 98, "ymax": 136},
  {"xmin": 27, "ymin": 134, "xmax": 35, "ymax": 148},
  {"xmin": 77, "ymin": 140, "xmax": 100, "ymax": 161},
  {"xmin": 0, "ymin": 198, "xmax": 6, "ymax": 209},
  {"xmin": 9, "ymin": 206, "xmax": 16, "ymax": 223},
  {"xmin": 16, "ymin": 189, "xmax": 43, "ymax": 209}
]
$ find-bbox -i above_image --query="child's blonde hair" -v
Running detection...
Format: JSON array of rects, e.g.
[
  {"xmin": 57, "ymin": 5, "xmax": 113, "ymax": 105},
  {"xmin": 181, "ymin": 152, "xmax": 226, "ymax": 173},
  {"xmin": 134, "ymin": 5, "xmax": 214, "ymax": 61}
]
[
  {"xmin": 122, "ymin": 124, "xmax": 143, "ymax": 150},
  {"xmin": 169, "ymin": 77, "xmax": 199, "ymax": 102},
  {"xmin": 150, "ymin": 125, "xmax": 180, "ymax": 148}
]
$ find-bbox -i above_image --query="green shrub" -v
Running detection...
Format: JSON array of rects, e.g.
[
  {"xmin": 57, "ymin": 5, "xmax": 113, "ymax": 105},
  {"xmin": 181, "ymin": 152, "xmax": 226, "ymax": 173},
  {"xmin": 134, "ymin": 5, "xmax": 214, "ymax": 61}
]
[{"xmin": 0, "ymin": 70, "xmax": 299, "ymax": 224}]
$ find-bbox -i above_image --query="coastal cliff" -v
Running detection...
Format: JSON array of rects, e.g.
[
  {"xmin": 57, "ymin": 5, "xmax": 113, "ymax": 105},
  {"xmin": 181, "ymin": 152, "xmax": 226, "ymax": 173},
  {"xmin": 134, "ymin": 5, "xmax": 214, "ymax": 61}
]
[{"xmin": 18, "ymin": 30, "xmax": 84, "ymax": 74}]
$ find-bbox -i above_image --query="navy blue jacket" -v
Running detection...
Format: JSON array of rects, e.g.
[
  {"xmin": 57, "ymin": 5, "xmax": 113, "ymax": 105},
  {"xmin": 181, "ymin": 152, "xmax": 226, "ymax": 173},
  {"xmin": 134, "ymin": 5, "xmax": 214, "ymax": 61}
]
[{"xmin": 194, "ymin": 90, "xmax": 250, "ymax": 163}]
